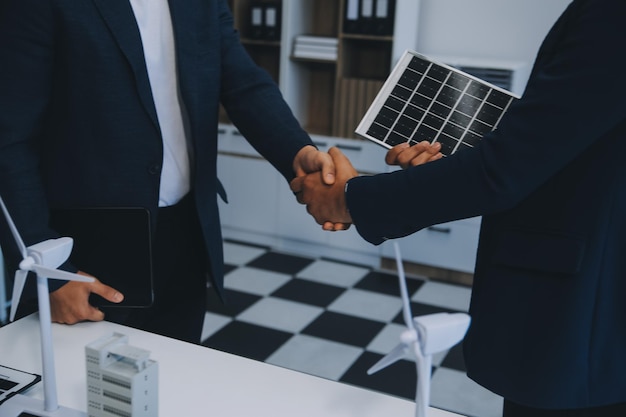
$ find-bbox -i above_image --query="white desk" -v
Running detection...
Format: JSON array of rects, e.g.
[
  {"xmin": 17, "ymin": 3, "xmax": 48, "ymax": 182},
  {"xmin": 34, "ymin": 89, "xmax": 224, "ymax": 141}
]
[{"xmin": 0, "ymin": 314, "xmax": 463, "ymax": 417}]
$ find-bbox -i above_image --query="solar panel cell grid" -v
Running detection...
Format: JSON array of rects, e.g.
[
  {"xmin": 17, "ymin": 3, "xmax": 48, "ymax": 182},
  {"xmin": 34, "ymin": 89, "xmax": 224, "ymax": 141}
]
[{"xmin": 357, "ymin": 51, "xmax": 518, "ymax": 156}]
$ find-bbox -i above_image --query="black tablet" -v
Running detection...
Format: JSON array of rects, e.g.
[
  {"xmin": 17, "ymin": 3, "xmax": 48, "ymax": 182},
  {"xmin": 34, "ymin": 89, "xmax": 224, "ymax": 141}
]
[{"xmin": 49, "ymin": 207, "xmax": 154, "ymax": 308}]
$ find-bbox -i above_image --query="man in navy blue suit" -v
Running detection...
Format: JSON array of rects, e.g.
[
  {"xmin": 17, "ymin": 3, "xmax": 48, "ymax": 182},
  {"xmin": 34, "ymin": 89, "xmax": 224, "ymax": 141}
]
[
  {"xmin": 0, "ymin": 0, "xmax": 337, "ymax": 344},
  {"xmin": 292, "ymin": 0, "xmax": 626, "ymax": 415}
]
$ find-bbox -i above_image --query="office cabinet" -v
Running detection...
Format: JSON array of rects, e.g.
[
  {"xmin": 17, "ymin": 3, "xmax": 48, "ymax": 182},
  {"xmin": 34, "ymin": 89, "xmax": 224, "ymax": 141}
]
[
  {"xmin": 381, "ymin": 218, "xmax": 481, "ymax": 274},
  {"xmin": 217, "ymin": 128, "xmax": 281, "ymax": 238}
]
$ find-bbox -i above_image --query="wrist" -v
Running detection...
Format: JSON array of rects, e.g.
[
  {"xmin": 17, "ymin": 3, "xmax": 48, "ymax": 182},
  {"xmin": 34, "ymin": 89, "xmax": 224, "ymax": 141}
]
[{"xmin": 343, "ymin": 178, "xmax": 353, "ymax": 223}]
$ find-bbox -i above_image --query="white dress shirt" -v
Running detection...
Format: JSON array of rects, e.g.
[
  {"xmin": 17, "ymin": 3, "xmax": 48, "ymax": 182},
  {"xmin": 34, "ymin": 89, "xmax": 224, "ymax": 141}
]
[{"xmin": 129, "ymin": 0, "xmax": 192, "ymax": 207}]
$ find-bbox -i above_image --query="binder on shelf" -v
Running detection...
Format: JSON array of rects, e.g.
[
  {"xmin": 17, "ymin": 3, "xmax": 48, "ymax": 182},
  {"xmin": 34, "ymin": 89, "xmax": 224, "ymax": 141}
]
[
  {"xmin": 264, "ymin": 1, "xmax": 281, "ymax": 41},
  {"xmin": 248, "ymin": 2, "xmax": 265, "ymax": 39},
  {"xmin": 343, "ymin": 0, "xmax": 361, "ymax": 34},
  {"xmin": 359, "ymin": 0, "xmax": 375, "ymax": 34},
  {"xmin": 344, "ymin": 0, "xmax": 394, "ymax": 36},
  {"xmin": 374, "ymin": 0, "xmax": 395, "ymax": 36}
]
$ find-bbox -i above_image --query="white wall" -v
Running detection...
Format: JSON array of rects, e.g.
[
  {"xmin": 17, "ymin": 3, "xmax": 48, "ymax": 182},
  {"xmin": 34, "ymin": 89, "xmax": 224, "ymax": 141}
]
[{"xmin": 415, "ymin": 0, "xmax": 572, "ymax": 63}]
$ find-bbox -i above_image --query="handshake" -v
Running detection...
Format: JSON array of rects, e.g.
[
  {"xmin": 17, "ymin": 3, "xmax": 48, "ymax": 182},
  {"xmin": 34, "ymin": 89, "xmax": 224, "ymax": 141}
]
[{"xmin": 290, "ymin": 141, "xmax": 442, "ymax": 232}]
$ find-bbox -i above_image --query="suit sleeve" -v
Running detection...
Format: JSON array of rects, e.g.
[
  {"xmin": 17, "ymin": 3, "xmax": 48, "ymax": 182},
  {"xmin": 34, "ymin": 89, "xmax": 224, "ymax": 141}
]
[
  {"xmin": 216, "ymin": 0, "xmax": 313, "ymax": 182},
  {"xmin": 346, "ymin": 0, "xmax": 626, "ymax": 245},
  {"xmin": 0, "ymin": 0, "xmax": 60, "ymax": 255}
]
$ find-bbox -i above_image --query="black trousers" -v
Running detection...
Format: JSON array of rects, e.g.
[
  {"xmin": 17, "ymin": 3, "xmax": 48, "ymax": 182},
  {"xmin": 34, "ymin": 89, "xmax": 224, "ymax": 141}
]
[
  {"xmin": 105, "ymin": 194, "xmax": 208, "ymax": 344},
  {"xmin": 503, "ymin": 400, "xmax": 626, "ymax": 417}
]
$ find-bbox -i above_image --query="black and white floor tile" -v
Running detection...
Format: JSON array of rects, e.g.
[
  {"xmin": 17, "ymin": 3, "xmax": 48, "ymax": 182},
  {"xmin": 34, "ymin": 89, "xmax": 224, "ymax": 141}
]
[{"xmin": 201, "ymin": 240, "xmax": 504, "ymax": 417}]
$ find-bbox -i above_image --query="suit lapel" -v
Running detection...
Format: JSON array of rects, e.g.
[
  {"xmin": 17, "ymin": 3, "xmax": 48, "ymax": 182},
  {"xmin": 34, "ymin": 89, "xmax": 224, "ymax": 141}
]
[
  {"xmin": 92, "ymin": 0, "xmax": 160, "ymax": 132},
  {"xmin": 168, "ymin": 0, "xmax": 196, "ymax": 55},
  {"xmin": 167, "ymin": 0, "xmax": 199, "ymax": 117}
]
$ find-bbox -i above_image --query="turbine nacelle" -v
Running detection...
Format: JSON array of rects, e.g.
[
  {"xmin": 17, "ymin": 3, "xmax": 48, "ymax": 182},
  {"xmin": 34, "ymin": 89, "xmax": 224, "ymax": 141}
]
[
  {"xmin": 414, "ymin": 312, "xmax": 471, "ymax": 356},
  {"xmin": 10, "ymin": 237, "xmax": 93, "ymax": 322},
  {"xmin": 20, "ymin": 237, "xmax": 74, "ymax": 271}
]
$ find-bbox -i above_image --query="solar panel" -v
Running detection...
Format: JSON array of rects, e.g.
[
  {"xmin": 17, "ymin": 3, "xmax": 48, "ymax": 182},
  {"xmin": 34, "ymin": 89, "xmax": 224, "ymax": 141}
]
[{"xmin": 355, "ymin": 50, "xmax": 519, "ymax": 156}]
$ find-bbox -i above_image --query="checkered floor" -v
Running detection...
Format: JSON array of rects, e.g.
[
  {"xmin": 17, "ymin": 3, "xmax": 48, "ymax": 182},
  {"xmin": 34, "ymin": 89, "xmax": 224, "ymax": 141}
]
[{"xmin": 201, "ymin": 239, "xmax": 504, "ymax": 417}]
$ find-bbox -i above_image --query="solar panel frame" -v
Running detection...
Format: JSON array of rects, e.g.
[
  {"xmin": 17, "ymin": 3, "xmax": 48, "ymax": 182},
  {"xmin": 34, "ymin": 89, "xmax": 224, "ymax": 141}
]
[{"xmin": 355, "ymin": 50, "xmax": 520, "ymax": 156}]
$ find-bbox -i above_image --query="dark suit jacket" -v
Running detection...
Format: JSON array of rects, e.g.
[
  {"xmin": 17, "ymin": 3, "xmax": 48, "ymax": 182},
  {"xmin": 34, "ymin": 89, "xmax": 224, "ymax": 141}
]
[
  {"xmin": 346, "ymin": 0, "xmax": 626, "ymax": 409},
  {"xmin": 0, "ymin": 0, "xmax": 311, "ymax": 297}
]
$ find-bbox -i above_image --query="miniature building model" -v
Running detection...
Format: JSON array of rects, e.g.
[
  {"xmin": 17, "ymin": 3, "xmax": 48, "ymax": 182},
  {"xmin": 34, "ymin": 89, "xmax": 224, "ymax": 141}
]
[{"xmin": 85, "ymin": 333, "xmax": 158, "ymax": 417}]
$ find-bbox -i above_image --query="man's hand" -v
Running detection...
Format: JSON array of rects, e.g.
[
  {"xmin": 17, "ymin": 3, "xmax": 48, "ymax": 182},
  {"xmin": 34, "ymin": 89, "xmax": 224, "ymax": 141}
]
[
  {"xmin": 292, "ymin": 145, "xmax": 347, "ymax": 230},
  {"xmin": 290, "ymin": 147, "xmax": 358, "ymax": 230},
  {"xmin": 292, "ymin": 145, "xmax": 335, "ymax": 184},
  {"xmin": 386, "ymin": 141, "xmax": 442, "ymax": 169},
  {"xmin": 50, "ymin": 271, "xmax": 124, "ymax": 324}
]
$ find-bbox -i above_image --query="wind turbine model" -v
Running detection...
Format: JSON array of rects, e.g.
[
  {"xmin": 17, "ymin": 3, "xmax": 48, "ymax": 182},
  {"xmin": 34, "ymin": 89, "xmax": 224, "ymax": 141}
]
[
  {"xmin": 368, "ymin": 242, "xmax": 471, "ymax": 417},
  {"xmin": 0, "ymin": 194, "xmax": 92, "ymax": 417}
]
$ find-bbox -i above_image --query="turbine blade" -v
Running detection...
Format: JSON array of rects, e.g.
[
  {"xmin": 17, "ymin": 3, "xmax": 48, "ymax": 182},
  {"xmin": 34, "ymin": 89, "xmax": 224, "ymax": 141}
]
[
  {"xmin": 0, "ymin": 195, "xmax": 28, "ymax": 259},
  {"xmin": 367, "ymin": 343, "xmax": 409, "ymax": 375},
  {"xmin": 31, "ymin": 264, "xmax": 94, "ymax": 283},
  {"xmin": 10, "ymin": 269, "xmax": 28, "ymax": 322}
]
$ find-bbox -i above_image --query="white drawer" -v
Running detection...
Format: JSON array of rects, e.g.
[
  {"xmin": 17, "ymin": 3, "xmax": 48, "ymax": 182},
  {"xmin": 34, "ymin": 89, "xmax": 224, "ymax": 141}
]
[
  {"xmin": 217, "ymin": 125, "xmax": 260, "ymax": 158},
  {"xmin": 382, "ymin": 220, "xmax": 480, "ymax": 273}
]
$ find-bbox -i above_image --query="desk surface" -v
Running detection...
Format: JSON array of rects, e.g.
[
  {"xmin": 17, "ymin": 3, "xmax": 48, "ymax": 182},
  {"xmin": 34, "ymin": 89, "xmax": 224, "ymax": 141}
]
[{"xmin": 0, "ymin": 314, "xmax": 463, "ymax": 417}]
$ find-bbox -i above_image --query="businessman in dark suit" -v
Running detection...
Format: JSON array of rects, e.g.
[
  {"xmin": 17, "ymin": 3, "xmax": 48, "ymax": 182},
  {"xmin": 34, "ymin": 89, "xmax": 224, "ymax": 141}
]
[
  {"xmin": 0, "ymin": 0, "xmax": 336, "ymax": 343},
  {"xmin": 291, "ymin": 0, "xmax": 626, "ymax": 415}
]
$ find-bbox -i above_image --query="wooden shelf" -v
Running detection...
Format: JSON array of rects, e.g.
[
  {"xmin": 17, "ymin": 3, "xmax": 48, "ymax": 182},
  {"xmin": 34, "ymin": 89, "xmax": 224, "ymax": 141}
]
[
  {"xmin": 341, "ymin": 33, "xmax": 394, "ymax": 42},
  {"xmin": 290, "ymin": 57, "xmax": 337, "ymax": 64},
  {"xmin": 240, "ymin": 39, "xmax": 282, "ymax": 47},
  {"xmin": 226, "ymin": 0, "xmax": 402, "ymax": 141}
]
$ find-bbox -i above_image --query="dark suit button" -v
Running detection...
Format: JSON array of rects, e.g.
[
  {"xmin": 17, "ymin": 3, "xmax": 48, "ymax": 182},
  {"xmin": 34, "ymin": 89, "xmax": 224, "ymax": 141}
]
[{"xmin": 148, "ymin": 164, "xmax": 161, "ymax": 175}]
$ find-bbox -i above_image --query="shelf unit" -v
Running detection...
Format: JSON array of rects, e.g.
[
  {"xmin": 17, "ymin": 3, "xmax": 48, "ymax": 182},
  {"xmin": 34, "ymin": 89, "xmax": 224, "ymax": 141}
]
[
  {"xmin": 282, "ymin": 0, "xmax": 418, "ymax": 139},
  {"xmin": 223, "ymin": 0, "xmax": 419, "ymax": 137},
  {"xmin": 226, "ymin": 0, "xmax": 282, "ymax": 76}
]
